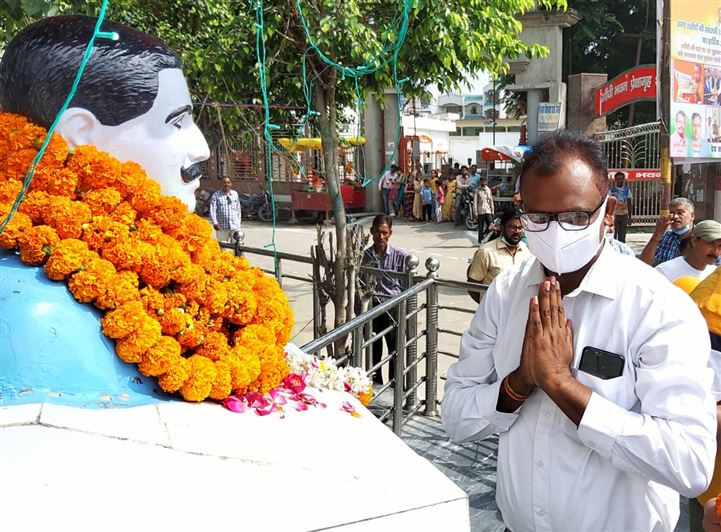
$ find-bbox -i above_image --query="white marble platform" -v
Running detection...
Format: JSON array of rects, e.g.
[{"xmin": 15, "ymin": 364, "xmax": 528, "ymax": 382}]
[{"xmin": 0, "ymin": 390, "xmax": 469, "ymax": 531}]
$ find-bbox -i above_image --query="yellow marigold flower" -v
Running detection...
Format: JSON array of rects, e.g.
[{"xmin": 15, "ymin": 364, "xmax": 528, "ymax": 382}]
[
  {"xmin": 158, "ymin": 356, "xmax": 191, "ymax": 393},
  {"xmin": 44, "ymin": 238, "xmax": 94, "ymax": 280},
  {"xmin": 358, "ymin": 389, "xmax": 374, "ymax": 407},
  {"xmin": 246, "ymin": 345, "xmax": 289, "ymax": 395},
  {"xmin": 234, "ymin": 323, "xmax": 276, "ymax": 346},
  {"xmin": 208, "ymin": 360, "xmax": 232, "ymax": 400},
  {"xmin": 176, "ymin": 263, "xmax": 209, "ymax": 301},
  {"xmin": 202, "ymin": 278, "xmax": 228, "ymax": 315},
  {"xmin": 43, "ymin": 195, "xmax": 92, "ymax": 239},
  {"xmin": 179, "ymin": 355, "xmax": 217, "ymax": 402},
  {"xmin": 82, "ymin": 187, "xmax": 122, "ymax": 216},
  {"xmin": 139, "ymin": 286, "xmax": 164, "ymax": 315},
  {"xmin": 17, "ymin": 190, "xmax": 51, "ymax": 224},
  {"xmin": 167, "ymin": 213, "xmax": 213, "ymax": 254},
  {"xmin": 194, "ymin": 331, "xmax": 230, "ymax": 362},
  {"xmin": 223, "ymin": 344, "xmax": 262, "ymax": 393},
  {"xmin": 101, "ymin": 300, "xmax": 147, "ymax": 339},
  {"xmin": 191, "ymin": 238, "xmax": 221, "ymax": 266},
  {"xmin": 68, "ymin": 257, "xmax": 116, "ymax": 304},
  {"xmin": 138, "ymin": 336, "xmax": 181, "ymax": 377},
  {"xmin": 18, "ymin": 225, "xmax": 60, "ymax": 265},
  {"xmin": 0, "ymin": 210, "xmax": 32, "ymax": 249},
  {"xmin": 95, "ymin": 270, "xmax": 140, "ymax": 310},
  {"xmin": 115, "ymin": 316, "xmax": 161, "ymax": 363}
]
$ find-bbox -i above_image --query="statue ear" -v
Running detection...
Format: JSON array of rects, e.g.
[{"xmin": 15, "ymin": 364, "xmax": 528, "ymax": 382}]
[{"xmin": 56, "ymin": 108, "xmax": 101, "ymax": 149}]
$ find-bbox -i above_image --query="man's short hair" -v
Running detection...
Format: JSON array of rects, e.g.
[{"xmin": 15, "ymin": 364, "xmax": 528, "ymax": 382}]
[
  {"xmin": 670, "ymin": 197, "xmax": 695, "ymax": 213},
  {"xmin": 614, "ymin": 172, "xmax": 625, "ymax": 180},
  {"xmin": 500, "ymin": 208, "xmax": 523, "ymax": 227},
  {"xmin": 520, "ymin": 130, "xmax": 609, "ymax": 196},
  {"xmin": 371, "ymin": 214, "xmax": 393, "ymax": 229},
  {"xmin": 0, "ymin": 15, "xmax": 181, "ymax": 128}
]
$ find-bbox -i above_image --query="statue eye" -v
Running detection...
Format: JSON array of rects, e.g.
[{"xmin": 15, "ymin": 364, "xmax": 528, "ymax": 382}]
[{"xmin": 169, "ymin": 115, "xmax": 185, "ymax": 130}]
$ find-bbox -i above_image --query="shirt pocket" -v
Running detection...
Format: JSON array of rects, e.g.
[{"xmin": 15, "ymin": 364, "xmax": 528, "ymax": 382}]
[{"xmin": 575, "ymin": 370, "xmax": 635, "ymax": 409}]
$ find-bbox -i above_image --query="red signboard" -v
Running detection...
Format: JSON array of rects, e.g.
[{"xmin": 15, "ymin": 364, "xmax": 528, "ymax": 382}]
[
  {"xmin": 607, "ymin": 169, "xmax": 661, "ymax": 181},
  {"xmin": 595, "ymin": 65, "xmax": 657, "ymax": 117}
]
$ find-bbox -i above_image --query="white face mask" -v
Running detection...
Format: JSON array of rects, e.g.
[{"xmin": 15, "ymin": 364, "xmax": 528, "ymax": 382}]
[{"xmin": 524, "ymin": 198, "xmax": 607, "ymax": 274}]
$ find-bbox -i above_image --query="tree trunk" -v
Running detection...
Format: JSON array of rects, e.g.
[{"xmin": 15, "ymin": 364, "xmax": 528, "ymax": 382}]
[{"xmin": 314, "ymin": 76, "xmax": 349, "ymax": 332}]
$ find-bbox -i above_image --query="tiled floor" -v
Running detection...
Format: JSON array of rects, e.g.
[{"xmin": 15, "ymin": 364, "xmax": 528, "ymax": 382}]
[{"xmin": 399, "ymin": 413, "xmax": 691, "ymax": 532}]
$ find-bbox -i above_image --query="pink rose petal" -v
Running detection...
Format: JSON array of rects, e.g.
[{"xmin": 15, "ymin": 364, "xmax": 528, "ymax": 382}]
[{"xmin": 222, "ymin": 396, "xmax": 247, "ymax": 413}]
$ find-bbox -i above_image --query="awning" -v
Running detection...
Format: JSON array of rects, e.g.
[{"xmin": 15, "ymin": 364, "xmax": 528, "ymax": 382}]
[
  {"xmin": 277, "ymin": 136, "xmax": 366, "ymax": 153},
  {"xmin": 480, "ymin": 145, "xmax": 531, "ymax": 163}
]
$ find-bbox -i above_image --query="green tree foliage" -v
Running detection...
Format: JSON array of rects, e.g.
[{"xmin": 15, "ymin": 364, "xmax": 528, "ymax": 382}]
[{"xmin": 563, "ymin": 0, "xmax": 656, "ymax": 126}]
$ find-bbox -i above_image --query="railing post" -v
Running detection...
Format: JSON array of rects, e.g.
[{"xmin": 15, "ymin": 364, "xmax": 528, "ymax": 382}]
[
  {"xmin": 424, "ymin": 257, "xmax": 440, "ymax": 417},
  {"xmin": 393, "ymin": 298, "xmax": 408, "ymax": 435},
  {"xmin": 404, "ymin": 255, "xmax": 419, "ymax": 410},
  {"xmin": 351, "ymin": 327, "xmax": 363, "ymax": 368}
]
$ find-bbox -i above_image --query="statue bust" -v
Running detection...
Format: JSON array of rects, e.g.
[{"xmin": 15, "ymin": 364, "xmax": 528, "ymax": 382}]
[
  {"xmin": 0, "ymin": 15, "xmax": 211, "ymax": 407},
  {"xmin": 0, "ymin": 14, "xmax": 209, "ymax": 211}
]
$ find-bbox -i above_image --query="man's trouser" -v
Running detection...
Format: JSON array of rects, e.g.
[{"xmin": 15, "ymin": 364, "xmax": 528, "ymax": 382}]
[
  {"xmin": 371, "ymin": 309, "xmax": 398, "ymax": 385},
  {"xmin": 614, "ymin": 214, "xmax": 628, "ymax": 243}
]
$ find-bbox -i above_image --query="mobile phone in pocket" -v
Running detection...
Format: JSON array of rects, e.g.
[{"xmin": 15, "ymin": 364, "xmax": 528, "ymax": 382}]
[{"xmin": 578, "ymin": 346, "xmax": 625, "ymax": 380}]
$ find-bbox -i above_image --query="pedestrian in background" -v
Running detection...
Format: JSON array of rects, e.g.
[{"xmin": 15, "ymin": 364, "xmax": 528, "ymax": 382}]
[
  {"xmin": 421, "ymin": 178, "xmax": 433, "ymax": 222},
  {"xmin": 640, "ymin": 197, "xmax": 696, "ymax": 266},
  {"xmin": 474, "ymin": 174, "xmax": 494, "ymax": 244},
  {"xmin": 609, "ymin": 171, "xmax": 633, "ymax": 243},
  {"xmin": 412, "ymin": 171, "xmax": 423, "ymax": 221},
  {"xmin": 378, "ymin": 164, "xmax": 398, "ymax": 215},
  {"xmin": 443, "ymin": 173, "xmax": 457, "ymax": 222},
  {"xmin": 436, "ymin": 180, "xmax": 445, "ymax": 222},
  {"xmin": 209, "ymin": 176, "xmax": 242, "ymax": 244}
]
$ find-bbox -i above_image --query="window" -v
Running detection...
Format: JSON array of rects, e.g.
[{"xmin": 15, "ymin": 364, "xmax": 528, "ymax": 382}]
[
  {"xmin": 450, "ymin": 127, "xmax": 462, "ymax": 136},
  {"xmin": 507, "ymin": 126, "xmax": 521, "ymax": 132},
  {"xmin": 463, "ymin": 127, "xmax": 481, "ymax": 136},
  {"xmin": 470, "ymin": 105, "xmax": 479, "ymax": 115}
]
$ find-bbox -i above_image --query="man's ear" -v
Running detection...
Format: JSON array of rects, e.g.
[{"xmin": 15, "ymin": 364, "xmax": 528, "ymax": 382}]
[{"xmin": 55, "ymin": 108, "xmax": 101, "ymax": 149}]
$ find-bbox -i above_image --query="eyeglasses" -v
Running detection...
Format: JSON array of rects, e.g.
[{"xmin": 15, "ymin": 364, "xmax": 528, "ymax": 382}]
[{"xmin": 520, "ymin": 197, "xmax": 606, "ymax": 232}]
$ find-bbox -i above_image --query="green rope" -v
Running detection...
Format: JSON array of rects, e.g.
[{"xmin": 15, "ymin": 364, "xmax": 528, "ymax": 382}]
[{"xmin": 0, "ymin": 1, "xmax": 117, "ymax": 234}]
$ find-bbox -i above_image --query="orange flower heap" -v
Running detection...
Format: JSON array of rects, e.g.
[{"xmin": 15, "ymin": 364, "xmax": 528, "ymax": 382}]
[{"xmin": 0, "ymin": 112, "xmax": 293, "ymax": 401}]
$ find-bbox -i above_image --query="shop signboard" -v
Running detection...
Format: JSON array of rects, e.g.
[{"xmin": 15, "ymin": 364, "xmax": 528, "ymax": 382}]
[{"xmin": 594, "ymin": 65, "xmax": 657, "ymax": 117}]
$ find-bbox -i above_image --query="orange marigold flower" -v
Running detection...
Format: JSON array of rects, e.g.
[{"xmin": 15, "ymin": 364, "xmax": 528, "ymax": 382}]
[
  {"xmin": 68, "ymin": 257, "xmax": 116, "ymax": 304},
  {"xmin": 177, "ymin": 320, "xmax": 208, "ymax": 352},
  {"xmin": 191, "ymin": 238, "xmax": 221, "ymax": 266},
  {"xmin": 158, "ymin": 356, "xmax": 191, "ymax": 393},
  {"xmin": 29, "ymin": 166, "xmax": 78, "ymax": 198},
  {"xmin": 109, "ymin": 201, "xmax": 137, "ymax": 226},
  {"xmin": 0, "ymin": 179, "xmax": 23, "ymax": 204},
  {"xmin": 95, "ymin": 270, "xmax": 140, "ymax": 310},
  {"xmin": 139, "ymin": 286, "xmax": 164, "ymax": 315},
  {"xmin": 17, "ymin": 190, "xmax": 51, "ymax": 224},
  {"xmin": 101, "ymin": 300, "xmax": 147, "ymax": 339},
  {"xmin": 18, "ymin": 225, "xmax": 60, "ymax": 265},
  {"xmin": 208, "ymin": 360, "xmax": 232, "ymax": 400},
  {"xmin": 115, "ymin": 316, "xmax": 162, "ymax": 363},
  {"xmin": 224, "ymin": 288, "xmax": 257, "ymax": 326},
  {"xmin": 44, "ymin": 238, "xmax": 95, "ymax": 280},
  {"xmin": 82, "ymin": 187, "xmax": 122, "ymax": 216},
  {"xmin": 132, "ymin": 218, "xmax": 163, "ymax": 244},
  {"xmin": 201, "ymin": 278, "xmax": 228, "ymax": 315},
  {"xmin": 234, "ymin": 323, "xmax": 276, "ymax": 347},
  {"xmin": 70, "ymin": 145, "xmax": 123, "ymax": 192},
  {"xmin": 5, "ymin": 148, "xmax": 36, "ymax": 182},
  {"xmin": 167, "ymin": 214, "xmax": 213, "ymax": 254},
  {"xmin": 179, "ymin": 355, "xmax": 217, "ymax": 402},
  {"xmin": 159, "ymin": 307, "xmax": 190, "ymax": 336},
  {"xmin": 0, "ymin": 210, "xmax": 32, "ymax": 249},
  {"xmin": 138, "ymin": 336, "xmax": 182, "ymax": 377},
  {"xmin": 128, "ymin": 183, "xmax": 161, "ymax": 215},
  {"xmin": 43, "ymin": 195, "xmax": 92, "ymax": 239},
  {"xmin": 194, "ymin": 331, "xmax": 230, "ymax": 362},
  {"xmin": 34, "ymin": 133, "xmax": 69, "ymax": 170},
  {"xmin": 81, "ymin": 215, "xmax": 130, "ymax": 252},
  {"xmin": 115, "ymin": 161, "xmax": 147, "ymax": 199},
  {"xmin": 101, "ymin": 235, "xmax": 151, "ymax": 272},
  {"xmin": 146, "ymin": 195, "xmax": 189, "ymax": 232}
]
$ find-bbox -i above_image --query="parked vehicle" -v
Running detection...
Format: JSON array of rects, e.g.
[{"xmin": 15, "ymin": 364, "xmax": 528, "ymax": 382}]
[
  {"xmin": 240, "ymin": 190, "xmax": 273, "ymax": 222},
  {"xmin": 458, "ymin": 188, "xmax": 478, "ymax": 231}
]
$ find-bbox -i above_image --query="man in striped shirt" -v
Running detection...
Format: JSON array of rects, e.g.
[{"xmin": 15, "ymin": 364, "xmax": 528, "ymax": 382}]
[{"xmin": 209, "ymin": 176, "xmax": 242, "ymax": 244}]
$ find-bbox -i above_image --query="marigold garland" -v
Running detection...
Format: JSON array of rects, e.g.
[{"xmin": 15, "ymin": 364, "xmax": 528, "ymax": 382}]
[{"xmin": 0, "ymin": 112, "xmax": 293, "ymax": 402}]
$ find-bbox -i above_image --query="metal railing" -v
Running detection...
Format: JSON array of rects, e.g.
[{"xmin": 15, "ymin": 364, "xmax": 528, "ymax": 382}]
[{"xmin": 226, "ymin": 241, "xmax": 488, "ymax": 435}]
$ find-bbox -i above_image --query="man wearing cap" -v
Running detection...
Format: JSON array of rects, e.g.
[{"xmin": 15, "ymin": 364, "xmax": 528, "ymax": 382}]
[{"xmin": 655, "ymin": 220, "xmax": 721, "ymax": 283}]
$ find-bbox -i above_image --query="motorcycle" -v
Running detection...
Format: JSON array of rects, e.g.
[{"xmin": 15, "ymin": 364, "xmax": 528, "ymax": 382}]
[
  {"xmin": 458, "ymin": 187, "xmax": 478, "ymax": 231},
  {"xmin": 239, "ymin": 190, "xmax": 273, "ymax": 222}
]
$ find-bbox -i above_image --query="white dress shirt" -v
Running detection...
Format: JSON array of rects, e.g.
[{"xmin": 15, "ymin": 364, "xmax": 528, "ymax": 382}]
[{"xmin": 442, "ymin": 243, "xmax": 716, "ymax": 532}]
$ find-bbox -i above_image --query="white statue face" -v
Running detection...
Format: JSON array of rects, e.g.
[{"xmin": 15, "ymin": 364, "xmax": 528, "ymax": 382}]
[{"xmin": 58, "ymin": 69, "xmax": 210, "ymax": 211}]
